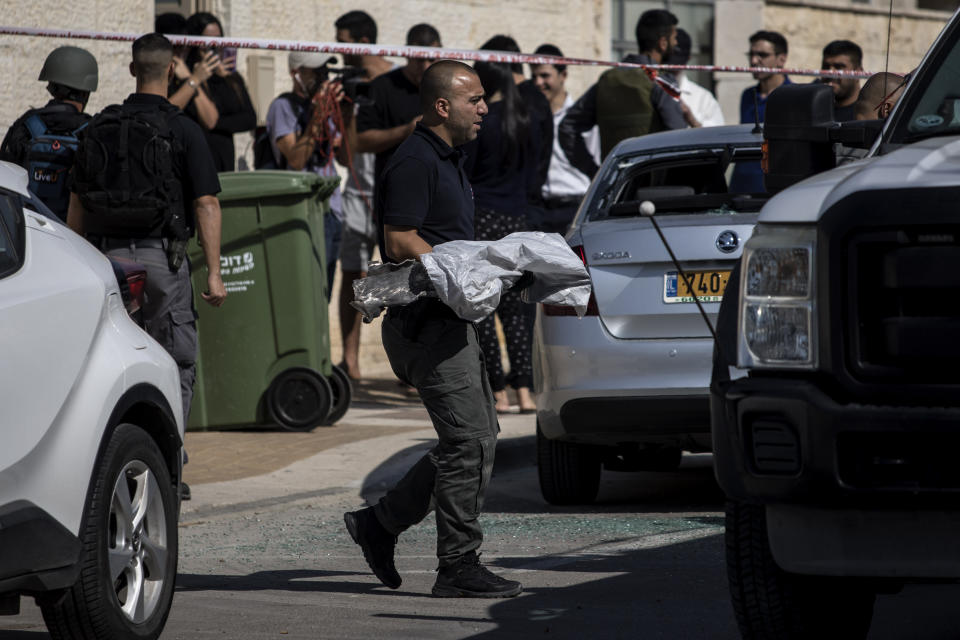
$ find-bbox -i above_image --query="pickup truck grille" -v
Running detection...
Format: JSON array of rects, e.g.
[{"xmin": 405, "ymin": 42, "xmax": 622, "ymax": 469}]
[
  {"xmin": 846, "ymin": 227, "xmax": 960, "ymax": 384},
  {"xmin": 838, "ymin": 431, "xmax": 960, "ymax": 489}
]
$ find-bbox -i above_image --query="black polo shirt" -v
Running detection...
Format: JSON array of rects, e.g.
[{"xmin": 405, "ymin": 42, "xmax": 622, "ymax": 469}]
[
  {"xmin": 356, "ymin": 68, "xmax": 422, "ymax": 183},
  {"xmin": 377, "ymin": 123, "xmax": 474, "ymax": 263}
]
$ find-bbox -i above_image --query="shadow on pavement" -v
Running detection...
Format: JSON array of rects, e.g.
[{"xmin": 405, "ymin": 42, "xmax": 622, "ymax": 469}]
[
  {"xmin": 359, "ymin": 434, "xmax": 726, "ymax": 515},
  {"xmin": 398, "ymin": 535, "xmax": 736, "ymax": 639},
  {"xmin": 176, "ymin": 569, "xmax": 422, "ymax": 598}
]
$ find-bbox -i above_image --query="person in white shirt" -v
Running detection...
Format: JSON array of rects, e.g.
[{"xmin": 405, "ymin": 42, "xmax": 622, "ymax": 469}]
[
  {"xmin": 530, "ymin": 44, "xmax": 601, "ymax": 235},
  {"xmin": 668, "ymin": 29, "xmax": 725, "ymax": 128}
]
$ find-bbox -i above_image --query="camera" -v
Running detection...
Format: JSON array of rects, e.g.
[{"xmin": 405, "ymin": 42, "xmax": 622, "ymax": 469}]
[{"xmin": 323, "ymin": 66, "xmax": 373, "ymax": 106}]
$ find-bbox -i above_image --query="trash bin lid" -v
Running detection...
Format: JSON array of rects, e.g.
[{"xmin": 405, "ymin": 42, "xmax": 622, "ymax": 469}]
[{"xmin": 217, "ymin": 171, "xmax": 340, "ymax": 202}]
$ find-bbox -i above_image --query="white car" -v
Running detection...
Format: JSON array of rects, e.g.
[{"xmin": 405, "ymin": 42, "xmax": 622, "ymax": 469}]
[
  {"xmin": 0, "ymin": 161, "xmax": 183, "ymax": 639},
  {"xmin": 534, "ymin": 125, "xmax": 765, "ymax": 505}
]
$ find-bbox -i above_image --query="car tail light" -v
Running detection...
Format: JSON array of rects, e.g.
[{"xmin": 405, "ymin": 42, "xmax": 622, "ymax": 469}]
[
  {"xmin": 110, "ymin": 257, "xmax": 147, "ymax": 316},
  {"xmin": 126, "ymin": 272, "xmax": 147, "ymax": 315},
  {"xmin": 542, "ymin": 244, "xmax": 599, "ymax": 316}
]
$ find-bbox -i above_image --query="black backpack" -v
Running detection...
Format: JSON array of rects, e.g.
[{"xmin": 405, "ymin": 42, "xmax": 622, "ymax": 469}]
[
  {"xmin": 23, "ymin": 113, "xmax": 88, "ymax": 221},
  {"xmin": 73, "ymin": 104, "xmax": 188, "ymax": 240},
  {"xmin": 252, "ymin": 123, "xmax": 280, "ymax": 170}
]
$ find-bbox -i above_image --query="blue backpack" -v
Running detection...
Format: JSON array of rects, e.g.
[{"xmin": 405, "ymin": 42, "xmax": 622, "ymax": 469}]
[{"xmin": 24, "ymin": 114, "xmax": 88, "ymax": 221}]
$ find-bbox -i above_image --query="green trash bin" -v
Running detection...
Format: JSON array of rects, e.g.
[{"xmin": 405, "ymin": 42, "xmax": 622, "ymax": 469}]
[{"xmin": 186, "ymin": 170, "xmax": 352, "ymax": 432}]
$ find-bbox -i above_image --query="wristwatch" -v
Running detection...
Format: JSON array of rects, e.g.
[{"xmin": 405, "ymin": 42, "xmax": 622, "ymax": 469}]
[{"xmin": 188, "ymin": 79, "xmax": 198, "ymax": 89}]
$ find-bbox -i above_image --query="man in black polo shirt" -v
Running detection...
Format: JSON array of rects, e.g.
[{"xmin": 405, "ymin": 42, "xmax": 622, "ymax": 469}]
[
  {"xmin": 345, "ymin": 61, "xmax": 522, "ymax": 599},
  {"xmin": 67, "ymin": 33, "xmax": 225, "ymax": 426},
  {"xmin": 355, "ymin": 23, "xmax": 441, "ymax": 188}
]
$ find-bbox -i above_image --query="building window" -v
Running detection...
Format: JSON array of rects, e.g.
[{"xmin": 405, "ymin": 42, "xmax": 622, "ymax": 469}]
[
  {"xmin": 611, "ymin": 0, "xmax": 716, "ymax": 91},
  {"xmin": 155, "ymin": 0, "xmax": 219, "ymax": 21},
  {"xmin": 916, "ymin": 0, "xmax": 960, "ymax": 10}
]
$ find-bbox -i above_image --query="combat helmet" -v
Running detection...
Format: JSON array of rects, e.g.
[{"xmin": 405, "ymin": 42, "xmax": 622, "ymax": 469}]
[{"xmin": 38, "ymin": 46, "xmax": 99, "ymax": 92}]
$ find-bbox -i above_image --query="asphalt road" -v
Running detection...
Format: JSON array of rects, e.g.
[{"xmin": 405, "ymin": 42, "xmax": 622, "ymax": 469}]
[{"xmin": 4, "ymin": 432, "xmax": 960, "ymax": 638}]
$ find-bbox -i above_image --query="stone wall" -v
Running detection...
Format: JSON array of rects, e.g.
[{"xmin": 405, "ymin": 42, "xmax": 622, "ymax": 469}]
[
  {"xmin": 765, "ymin": 1, "xmax": 947, "ymax": 73},
  {"xmin": 0, "ymin": 1, "xmax": 152, "ymax": 143}
]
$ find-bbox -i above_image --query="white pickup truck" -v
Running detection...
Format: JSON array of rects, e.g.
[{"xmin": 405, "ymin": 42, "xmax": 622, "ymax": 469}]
[{"xmin": 710, "ymin": 9, "xmax": 960, "ymax": 639}]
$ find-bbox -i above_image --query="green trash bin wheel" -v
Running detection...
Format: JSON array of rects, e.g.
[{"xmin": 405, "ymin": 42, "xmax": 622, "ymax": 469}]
[
  {"xmin": 266, "ymin": 367, "xmax": 332, "ymax": 431},
  {"xmin": 322, "ymin": 365, "xmax": 353, "ymax": 426}
]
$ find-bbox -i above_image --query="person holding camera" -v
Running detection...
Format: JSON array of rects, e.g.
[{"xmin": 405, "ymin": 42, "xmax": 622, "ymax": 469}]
[
  {"xmin": 177, "ymin": 12, "xmax": 257, "ymax": 172},
  {"xmin": 264, "ymin": 51, "xmax": 346, "ymax": 298}
]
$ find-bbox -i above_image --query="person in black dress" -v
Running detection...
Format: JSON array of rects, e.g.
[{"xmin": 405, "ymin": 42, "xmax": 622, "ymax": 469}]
[
  {"xmin": 464, "ymin": 35, "xmax": 548, "ymax": 414},
  {"xmin": 181, "ymin": 12, "xmax": 257, "ymax": 171}
]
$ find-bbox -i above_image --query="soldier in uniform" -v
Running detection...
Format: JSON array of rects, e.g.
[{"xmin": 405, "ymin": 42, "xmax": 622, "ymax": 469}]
[
  {"xmin": 67, "ymin": 33, "xmax": 226, "ymax": 425},
  {"xmin": 1, "ymin": 46, "xmax": 99, "ymax": 220}
]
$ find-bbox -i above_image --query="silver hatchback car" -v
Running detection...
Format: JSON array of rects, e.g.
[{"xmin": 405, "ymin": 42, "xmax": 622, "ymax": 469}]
[{"xmin": 534, "ymin": 125, "xmax": 765, "ymax": 504}]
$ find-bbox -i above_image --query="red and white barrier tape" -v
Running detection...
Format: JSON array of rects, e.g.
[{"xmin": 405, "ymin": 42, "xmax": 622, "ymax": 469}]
[{"xmin": 0, "ymin": 25, "xmax": 878, "ymax": 79}]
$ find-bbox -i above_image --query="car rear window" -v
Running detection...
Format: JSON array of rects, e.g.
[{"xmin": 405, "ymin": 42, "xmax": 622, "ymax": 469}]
[{"xmin": 600, "ymin": 150, "xmax": 768, "ymax": 218}]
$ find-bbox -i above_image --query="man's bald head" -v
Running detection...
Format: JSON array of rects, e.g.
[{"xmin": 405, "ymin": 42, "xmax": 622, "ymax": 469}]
[
  {"xmin": 418, "ymin": 59, "xmax": 487, "ymax": 147},
  {"xmin": 855, "ymin": 72, "xmax": 906, "ymax": 120},
  {"xmin": 419, "ymin": 60, "xmax": 477, "ymax": 115}
]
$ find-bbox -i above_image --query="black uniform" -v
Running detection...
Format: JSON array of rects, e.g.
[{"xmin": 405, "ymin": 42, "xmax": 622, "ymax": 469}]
[
  {"xmin": 835, "ymin": 102, "xmax": 856, "ymax": 121},
  {"xmin": 373, "ymin": 123, "xmax": 499, "ymax": 566},
  {"xmin": 357, "ymin": 67, "xmax": 421, "ymax": 187},
  {"xmin": 75, "ymin": 93, "xmax": 220, "ymax": 421}
]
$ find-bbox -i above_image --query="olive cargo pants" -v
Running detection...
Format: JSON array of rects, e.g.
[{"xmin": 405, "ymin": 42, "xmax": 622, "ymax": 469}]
[{"xmin": 375, "ymin": 303, "xmax": 499, "ymax": 566}]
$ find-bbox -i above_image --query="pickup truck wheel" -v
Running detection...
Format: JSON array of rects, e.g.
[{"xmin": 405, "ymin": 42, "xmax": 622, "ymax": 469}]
[
  {"xmin": 725, "ymin": 500, "xmax": 875, "ymax": 639},
  {"xmin": 40, "ymin": 424, "xmax": 177, "ymax": 640},
  {"xmin": 536, "ymin": 421, "xmax": 601, "ymax": 505}
]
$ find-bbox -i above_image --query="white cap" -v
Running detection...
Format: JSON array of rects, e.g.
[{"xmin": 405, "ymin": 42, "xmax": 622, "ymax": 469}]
[{"xmin": 288, "ymin": 51, "xmax": 336, "ymax": 71}]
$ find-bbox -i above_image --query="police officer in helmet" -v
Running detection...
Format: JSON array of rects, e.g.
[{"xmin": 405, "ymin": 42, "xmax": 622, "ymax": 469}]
[{"xmin": 0, "ymin": 46, "xmax": 99, "ymax": 220}]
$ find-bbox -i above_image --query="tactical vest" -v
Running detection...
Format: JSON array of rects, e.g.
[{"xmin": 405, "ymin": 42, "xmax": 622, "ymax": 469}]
[{"xmin": 595, "ymin": 68, "xmax": 664, "ymax": 159}]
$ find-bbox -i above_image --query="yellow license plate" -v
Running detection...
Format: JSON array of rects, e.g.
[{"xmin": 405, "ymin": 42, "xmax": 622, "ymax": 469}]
[{"xmin": 664, "ymin": 270, "xmax": 731, "ymax": 304}]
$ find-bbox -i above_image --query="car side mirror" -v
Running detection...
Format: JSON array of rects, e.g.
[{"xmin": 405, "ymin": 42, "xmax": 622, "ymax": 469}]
[
  {"xmin": 830, "ymin": 118, "xmax": 884, "ymax": 149},
  {"xmin": 763, "ymin": 84, "xmax": 837, "ymax": 194}
]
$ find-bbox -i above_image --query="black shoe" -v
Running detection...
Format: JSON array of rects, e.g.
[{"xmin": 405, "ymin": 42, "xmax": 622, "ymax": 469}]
[
  {"xmin": 432, "ymin": 552, "xmax": 522, "ymax": 598},
  {"xmin": 344, "ymin": 508, "xmax": 401, "ymax": 589},
  {"xmin": 180, "ymin": 481, "xmax": 191, "ymax": 501}
]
